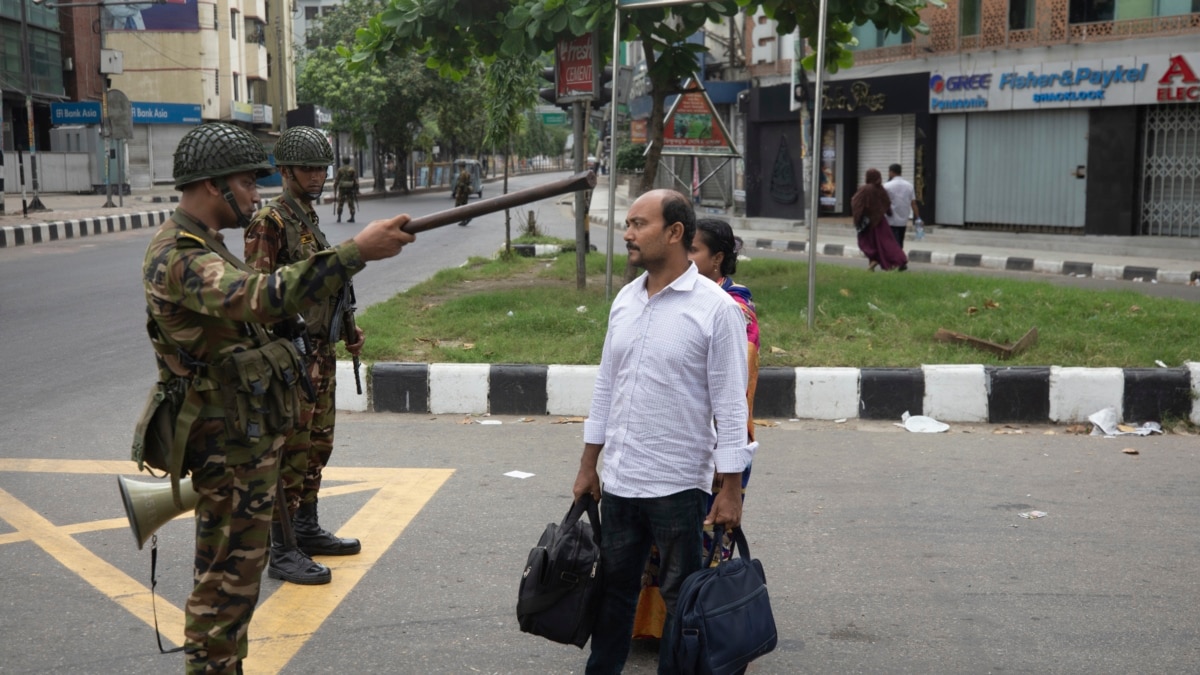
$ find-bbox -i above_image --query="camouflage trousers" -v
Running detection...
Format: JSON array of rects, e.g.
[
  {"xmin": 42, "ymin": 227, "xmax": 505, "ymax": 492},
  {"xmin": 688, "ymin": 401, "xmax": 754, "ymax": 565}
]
[
  {"xmin": 277, "ymin": 340, "xmax": 337, "ymax": 519},
  {"xmin": 335, "ymin": 189, "xmax": 357, "ymax": 218},
  {"xmin": 185, "ymin": 420, "xmax": 283, "ymax": 674}
]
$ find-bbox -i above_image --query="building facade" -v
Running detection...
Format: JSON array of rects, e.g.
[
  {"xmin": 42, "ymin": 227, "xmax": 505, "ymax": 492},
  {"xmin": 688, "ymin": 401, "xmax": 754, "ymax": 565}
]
[
  {"xmin": 3, "ymin": 0, "xmax": 296, "ymax": 191},
  {"xmin": 742, "ymin": 0, "xmax": 1200, "ymax": 237}
]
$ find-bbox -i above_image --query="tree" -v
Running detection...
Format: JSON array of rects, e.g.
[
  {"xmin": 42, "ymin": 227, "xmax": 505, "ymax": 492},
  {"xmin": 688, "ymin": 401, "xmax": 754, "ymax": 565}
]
[
  {"xmin": 481, "ymin": 55, "xmax": 540, "ymax": 256},
  {"xmin": 346, "ymin": 0, "xmax": 938, "ymax": 193}
]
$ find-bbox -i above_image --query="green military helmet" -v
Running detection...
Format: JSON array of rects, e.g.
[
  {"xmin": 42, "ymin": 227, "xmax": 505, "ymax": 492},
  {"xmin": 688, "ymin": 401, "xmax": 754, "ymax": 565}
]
[
  {"xmin": 273, "ymin": 126, "xmax": 334, "ymax": 167},
  {"xmin": 173, "ymin": 122, "xmax": 274, "ymax": 190}
]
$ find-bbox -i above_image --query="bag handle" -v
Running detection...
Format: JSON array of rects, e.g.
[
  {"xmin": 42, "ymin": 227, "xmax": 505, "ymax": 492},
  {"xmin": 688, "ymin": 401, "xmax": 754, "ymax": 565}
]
[
  {"xmin": 563, "ymin": 493, "xmax": 602, "ymax": 545},
  {"xmin": 703, "ymin": 525, "xmax": 751, "ymax": 568}
]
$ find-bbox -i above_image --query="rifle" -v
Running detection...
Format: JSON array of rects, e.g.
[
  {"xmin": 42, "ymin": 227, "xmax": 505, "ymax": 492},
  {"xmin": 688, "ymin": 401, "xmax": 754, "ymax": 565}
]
[
  {"xmin": 273, "ymin": 316, "xmax": 318, "ymax": 403},
  {"xmin": 329, "ymin": 282, "xmax": 363, "ymax": 395}
]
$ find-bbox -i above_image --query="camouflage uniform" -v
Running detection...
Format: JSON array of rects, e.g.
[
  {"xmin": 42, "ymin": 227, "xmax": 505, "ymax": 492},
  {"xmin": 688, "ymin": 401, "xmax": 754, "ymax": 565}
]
[
  {"xmin": 246, "ymin": 195, "xmax": 337, "ymax": 510},
  {"xmin": 334, "ymin": 161, "xmax": 358, "ymax": 222},
  {"xmin": 144, "ymin": 123, "xmax": 366, "ymax": 673}
]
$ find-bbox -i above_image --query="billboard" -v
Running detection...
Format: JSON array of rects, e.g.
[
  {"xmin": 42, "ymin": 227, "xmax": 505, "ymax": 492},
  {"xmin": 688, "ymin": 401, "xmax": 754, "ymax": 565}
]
[{"xmin": 104, "ymin": 0, "xmax": 199, "ymax": 32}]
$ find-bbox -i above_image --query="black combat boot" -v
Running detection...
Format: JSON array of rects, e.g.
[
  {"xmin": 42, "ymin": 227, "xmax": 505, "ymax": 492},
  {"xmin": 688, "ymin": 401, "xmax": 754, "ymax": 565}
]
[
  {"xmin": 347, "ymin": 215, "xmax": 355, "ymax": 223},
  {"xmin": 268, "ymin": 521, "xmax": 332, "ymax": 585},
  {"xmin": 294, "ymin": 500, "xmax": 361, "ymax": 556}
]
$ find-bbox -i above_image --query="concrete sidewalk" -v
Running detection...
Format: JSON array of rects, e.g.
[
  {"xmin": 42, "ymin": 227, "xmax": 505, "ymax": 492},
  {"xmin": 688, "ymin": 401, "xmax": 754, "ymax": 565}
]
[{"xmin": 583, "ymin": 181, "xmax": 1200, "ymax": 287}]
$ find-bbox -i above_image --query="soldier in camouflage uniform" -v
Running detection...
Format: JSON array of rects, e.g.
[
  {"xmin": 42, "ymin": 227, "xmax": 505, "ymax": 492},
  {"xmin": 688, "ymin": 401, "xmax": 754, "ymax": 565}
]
[
  {"xmin": 334, "ymin": 158, "xmax": 358, "ymax": 223},
  {"xmin": 244, "ymin": 126, "xmax": 361, "ymax": 587},
  {"xmin": 143, "ymin": 122, "xmax": 415, "ymax": 673}
]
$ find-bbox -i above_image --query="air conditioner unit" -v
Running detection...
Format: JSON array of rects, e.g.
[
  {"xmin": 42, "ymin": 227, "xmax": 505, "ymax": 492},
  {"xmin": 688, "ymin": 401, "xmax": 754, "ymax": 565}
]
[{"xmin": 63, "ymin": 56, "xmax": 74, "ymax": 72}]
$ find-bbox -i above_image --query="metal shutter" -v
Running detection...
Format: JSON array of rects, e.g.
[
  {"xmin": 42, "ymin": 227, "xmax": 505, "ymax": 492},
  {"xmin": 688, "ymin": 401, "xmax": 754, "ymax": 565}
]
[
  {"xmin": 126, "ymin": 126, "xmax": 153, "ymax": 189},
  {"xmin": 857, "ymin": 114, "xmax": 915, "ymax": 185},
  {"xmin": 151, "ymin": 126, "xmax": 191, "ymax": 186},
  {"xmin": 964, "ymin": 109, "xmax": 1087, "ymax": 228}
]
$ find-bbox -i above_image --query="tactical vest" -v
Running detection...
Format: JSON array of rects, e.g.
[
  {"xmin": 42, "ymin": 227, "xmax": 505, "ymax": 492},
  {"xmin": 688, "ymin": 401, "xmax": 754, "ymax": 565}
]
[
  {"xmin": 134, "ymin": 212, "xmax": 305, "ymax": 506},
  {"xmin": 268, "ymin": 193, "xmax": 340, "ymax": 341}
]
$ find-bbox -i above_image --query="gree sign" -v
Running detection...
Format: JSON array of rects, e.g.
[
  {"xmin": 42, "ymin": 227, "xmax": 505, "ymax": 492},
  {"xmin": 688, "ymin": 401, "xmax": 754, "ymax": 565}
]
[{"xmin": 555, "ymin": 33, "xmax": 599, "ymax": 103}]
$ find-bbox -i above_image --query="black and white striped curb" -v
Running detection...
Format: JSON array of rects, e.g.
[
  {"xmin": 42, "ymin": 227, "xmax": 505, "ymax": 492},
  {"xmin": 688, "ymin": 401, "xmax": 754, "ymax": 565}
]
[
  {"xmin": 0, "ymin": 209, "xmax": 175, "ymax": 248},
  {"xmin": 752, "ymin": 238, "xmax": 1200, "ymax": 286},
  {"xmin": 333, "ymin": 361, "xmax": 1200, "ymax": 425}
]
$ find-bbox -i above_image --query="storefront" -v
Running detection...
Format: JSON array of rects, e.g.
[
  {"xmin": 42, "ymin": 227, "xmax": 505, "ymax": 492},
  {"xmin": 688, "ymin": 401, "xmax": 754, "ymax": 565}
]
[
  {"xmin": 745, "ymin": 72, "xmax": 933, "ymax": 220},
  {"xmin": 124, "ymin": 102, "xmax": 202, "ymax": 188},
  {"xmin": 931, "ymin": 52, "xmax": 1199, "ymax": 236}
]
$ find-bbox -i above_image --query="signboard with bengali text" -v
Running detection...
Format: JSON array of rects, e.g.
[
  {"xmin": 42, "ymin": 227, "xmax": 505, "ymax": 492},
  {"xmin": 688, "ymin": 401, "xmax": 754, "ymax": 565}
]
[{"xmin": 660, "ymin": 78, "xmax": 739, "ymax": 157}]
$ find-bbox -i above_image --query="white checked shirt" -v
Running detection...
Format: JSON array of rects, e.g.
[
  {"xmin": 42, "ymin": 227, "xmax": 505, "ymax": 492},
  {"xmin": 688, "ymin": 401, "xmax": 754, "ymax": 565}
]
[{"xmin": 583, "ymin": 262, "xmax": 758, "ymax": 498}]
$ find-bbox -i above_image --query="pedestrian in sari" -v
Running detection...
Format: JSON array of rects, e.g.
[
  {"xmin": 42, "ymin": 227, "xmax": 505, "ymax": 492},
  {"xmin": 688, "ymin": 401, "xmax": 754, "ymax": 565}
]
[
  {"xmin": 852, "ymin": 168, "xmax": 908, "ymax": 271},
  {"xmin": 631, "ymin": 217, "xmax": 760, "ymax": 640}
]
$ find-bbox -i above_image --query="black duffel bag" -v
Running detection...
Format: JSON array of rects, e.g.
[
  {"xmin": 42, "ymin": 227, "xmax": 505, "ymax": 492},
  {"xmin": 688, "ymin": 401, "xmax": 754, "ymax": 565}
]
[
  {"xmin": 516, "ymin": 494, "xmax": 604, "ymax": 648},
  {"xmin": 673, "ymin": 525, "xmax": 778, "ymax": 674}
]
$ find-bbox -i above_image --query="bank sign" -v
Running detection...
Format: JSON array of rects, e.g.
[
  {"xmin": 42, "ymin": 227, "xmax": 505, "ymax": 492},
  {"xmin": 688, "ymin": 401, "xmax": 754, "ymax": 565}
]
[{"xmin": 930, "ymin": 52, "xmax": 1200, "ymax": 113}]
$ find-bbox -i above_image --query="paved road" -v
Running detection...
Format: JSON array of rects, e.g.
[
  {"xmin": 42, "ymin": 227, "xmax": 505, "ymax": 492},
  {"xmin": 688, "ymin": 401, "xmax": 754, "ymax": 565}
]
[
  {"xmin": 2, "ymin": 416, "xmax": 1198, "ymax": 673},
  {"xmin": 0, "ymin": 172, "xmax": 578, "ymax": 463},
  {"xmin": 3, "ymin": 173, "xmax": 1199, "ymax": 673}
]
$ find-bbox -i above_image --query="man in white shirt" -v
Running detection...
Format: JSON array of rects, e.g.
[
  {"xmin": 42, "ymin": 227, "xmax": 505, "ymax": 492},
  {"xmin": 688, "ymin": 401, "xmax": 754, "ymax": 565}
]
[
  {"xmin": 884, "ymin": 163, "xmax": 921, "ymax": 249},
  {"xmin": 573, "ymin": 189, "xmax": 757, "ymax": 674}
]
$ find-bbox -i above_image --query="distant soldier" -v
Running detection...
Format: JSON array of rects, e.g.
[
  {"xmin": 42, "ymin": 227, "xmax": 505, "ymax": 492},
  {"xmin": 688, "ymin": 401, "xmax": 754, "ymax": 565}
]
[
  {"xmin": 245, "ymin": 126, "xmax": 363, "ymax": 587},
  {"xmin": 453, "ymin": 162, "xmax": 473, "ymax": 226},
  {"xmin": 142, "ymin": 122, "xmax": 414, "ymax": 673},
  {"xmin": 334, "ymin": 157, "xmax": 358, "ymax": 223}
]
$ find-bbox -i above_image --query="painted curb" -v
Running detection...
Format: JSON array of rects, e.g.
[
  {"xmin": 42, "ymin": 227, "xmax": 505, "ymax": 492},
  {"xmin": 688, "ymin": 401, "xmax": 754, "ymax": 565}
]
[
  {"xmin": 340, "ymin": 361, "xmax": 1200, "ymax": 425},
  {"xmin": 750, "ymin": 238, "xmax": 1200, "ymax": 287},
  {"xmin": 0, "ymin": 209, "xmax": 174, "ymax": 248}
]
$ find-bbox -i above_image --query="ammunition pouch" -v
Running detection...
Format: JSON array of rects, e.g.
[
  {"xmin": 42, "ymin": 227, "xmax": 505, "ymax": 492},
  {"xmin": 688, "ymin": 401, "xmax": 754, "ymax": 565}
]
[
  {"xmin": 216, "ymin": 338, "xmax": 305, "ymax": 444},
  {"xmin": 132, "ymin": 377, "xmax": 204, "ymax": 509}
]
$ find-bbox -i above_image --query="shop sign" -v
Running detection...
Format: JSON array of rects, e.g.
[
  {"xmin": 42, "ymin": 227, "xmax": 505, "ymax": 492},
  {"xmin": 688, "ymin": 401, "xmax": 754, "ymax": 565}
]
[
  {"xmin": 931, "ymin": 52, "xmax": 1200, "ymax": 113},
  {"xmin": 1157, "ymin": 55, "xmax": 1200, "ymax": 102},
  {"xmin": 131, "ymin": 102, "xmax": 202, "ymax": 124},
  {"xmin": 51, "ymin": 101, "xmax": 102, "ymax": 125},
  {"xmin": 822, "ymin": 81, "xmax": 886, "ymax": 113},
  {"xmin": 231, "ymin": 101, "xmax": 254, "ymax": 123}
]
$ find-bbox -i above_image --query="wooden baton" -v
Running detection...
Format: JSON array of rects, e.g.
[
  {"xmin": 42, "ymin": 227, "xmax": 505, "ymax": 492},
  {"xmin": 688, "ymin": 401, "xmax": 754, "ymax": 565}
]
[{"xmin": 401, "ymin": 170, "xmax": 597, "ymax": 234}]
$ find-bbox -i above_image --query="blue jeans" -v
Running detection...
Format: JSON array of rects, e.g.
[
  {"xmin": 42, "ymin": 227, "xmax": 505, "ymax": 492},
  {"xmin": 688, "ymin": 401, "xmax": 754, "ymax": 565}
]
[{"xmin": 586, "ymin": 489, "xmax": 707, "ymax": 675}]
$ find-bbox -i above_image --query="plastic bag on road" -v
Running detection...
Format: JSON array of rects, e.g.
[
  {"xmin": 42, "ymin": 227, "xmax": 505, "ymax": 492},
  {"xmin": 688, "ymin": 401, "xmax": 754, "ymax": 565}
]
[{"xmin": 896, "ymin": 411, "xmax": 950, "ymax": 433}]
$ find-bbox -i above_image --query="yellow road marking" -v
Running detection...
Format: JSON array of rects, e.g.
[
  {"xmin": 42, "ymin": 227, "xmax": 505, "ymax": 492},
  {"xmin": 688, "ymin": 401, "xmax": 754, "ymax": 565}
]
[{"xmin": 0, "ymin": 459, "xmax": 453, "ymax": 673}]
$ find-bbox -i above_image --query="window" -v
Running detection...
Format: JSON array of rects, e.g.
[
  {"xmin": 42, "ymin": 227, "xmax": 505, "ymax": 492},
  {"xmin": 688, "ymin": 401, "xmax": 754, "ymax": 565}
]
[
  {"xmin": 233, "ymin": 73, "xmax": 240, "ymax": 101},
  {"xmin": 961, "ymin": 0, "xmax": 981, "ymax": 35},
  {"xmin": 1070, "ymin": 0, "xmax": 1198, "ymax": 22},
  {"xmin": 850, "ymin": 23, "xmax": 911, "ymax": 50},
  {"xmin": 230, "ymin": 10, "xmax": 238, "ymax": 38},
  {"xmin": 1010, "ymin": 0, "xmax": 1035, "ymax": 29}
]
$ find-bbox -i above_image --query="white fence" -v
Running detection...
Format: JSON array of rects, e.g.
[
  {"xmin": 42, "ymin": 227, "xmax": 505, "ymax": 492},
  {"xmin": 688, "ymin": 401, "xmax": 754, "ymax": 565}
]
[{"xmin": 3, "ymin": 152, "xmax": 94, "ymax": 194}]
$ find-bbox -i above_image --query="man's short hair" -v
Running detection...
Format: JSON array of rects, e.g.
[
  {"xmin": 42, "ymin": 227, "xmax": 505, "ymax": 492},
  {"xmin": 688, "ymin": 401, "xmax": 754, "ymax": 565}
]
[
  {"xmin": 888, "ymin": 163, "xmax": 902, "ymax": 176},
  {"xmin": 660, "ymin": 190, "xmax": 696, "ymax": 249}
]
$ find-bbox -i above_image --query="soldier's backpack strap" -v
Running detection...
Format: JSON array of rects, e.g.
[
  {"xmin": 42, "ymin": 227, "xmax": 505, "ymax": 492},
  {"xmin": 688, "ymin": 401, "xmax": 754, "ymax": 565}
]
[{"xmin": 281, "ymin": 191, "xmax": 332, "ymax": 250}]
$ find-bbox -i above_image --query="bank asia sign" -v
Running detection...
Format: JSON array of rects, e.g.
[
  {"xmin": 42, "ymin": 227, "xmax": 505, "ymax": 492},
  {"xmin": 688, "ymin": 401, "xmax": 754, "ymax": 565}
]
[{"xmin": 931, "ymin": 52, "xmax": 1200, "ymax": 113}]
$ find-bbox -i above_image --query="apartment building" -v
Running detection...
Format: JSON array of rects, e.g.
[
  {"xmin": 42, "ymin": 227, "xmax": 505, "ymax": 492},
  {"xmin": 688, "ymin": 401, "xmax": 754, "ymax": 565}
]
[
  {"xmin": 3, "ymin": 0, "xmax": 296, "ymax": 190},
  {"xmin": 742, "ymin": 0, "xmax": 1200, "ymax": 236}
]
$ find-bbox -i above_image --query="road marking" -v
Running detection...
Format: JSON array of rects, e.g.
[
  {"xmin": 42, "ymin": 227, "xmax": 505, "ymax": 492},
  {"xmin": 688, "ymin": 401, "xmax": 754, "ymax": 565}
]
[{"xmin": 0, "ymin": 459, "xmax": 453, "ymax": 673}]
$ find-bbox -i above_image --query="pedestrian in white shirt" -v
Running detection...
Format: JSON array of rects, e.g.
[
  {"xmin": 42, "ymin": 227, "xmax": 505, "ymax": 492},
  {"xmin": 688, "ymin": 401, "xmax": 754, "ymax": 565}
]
[
  {"xmin": 573, "ymin": 188, "xmax": 757, "ymax": 674},
  {"xmin": 884, "ymin": 163, "xmax": 922, "ymax": 249}
]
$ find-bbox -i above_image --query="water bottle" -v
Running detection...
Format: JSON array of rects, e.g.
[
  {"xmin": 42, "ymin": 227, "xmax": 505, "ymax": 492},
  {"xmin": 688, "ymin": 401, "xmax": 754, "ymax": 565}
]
[{"xmin": 914, "ymin": 218, "xmax": 925, "ymax": 240}]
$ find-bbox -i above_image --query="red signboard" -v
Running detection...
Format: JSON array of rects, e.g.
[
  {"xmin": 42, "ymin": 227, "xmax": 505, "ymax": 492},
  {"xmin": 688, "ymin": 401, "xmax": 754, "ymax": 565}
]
[
  {"xmin": 660, "ymin": 78, "xmax": 739, "ymax": 157},
  {"xmin": 556, "ymin": 33, "xmax": 599, "ymax": 103}
]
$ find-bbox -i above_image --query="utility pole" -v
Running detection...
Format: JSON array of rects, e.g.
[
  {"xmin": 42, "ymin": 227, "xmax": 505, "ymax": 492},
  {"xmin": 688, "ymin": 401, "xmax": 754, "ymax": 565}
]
[
  {"xmin": 275, "ymin": 8, "xmax": 287, "ymax": 132},
  {"xmin": 19, "ymin": 0, "xmax": 48, "ymax": 212}
]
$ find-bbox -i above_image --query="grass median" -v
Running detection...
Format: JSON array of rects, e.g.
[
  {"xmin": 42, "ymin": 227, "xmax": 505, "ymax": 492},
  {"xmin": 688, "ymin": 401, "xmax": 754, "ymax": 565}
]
[{"xmin": 349, "ymin": 241, "xmax": 1200, "ymax": 369}]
